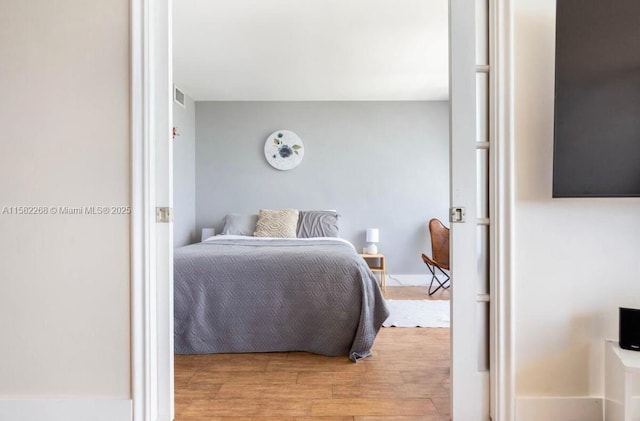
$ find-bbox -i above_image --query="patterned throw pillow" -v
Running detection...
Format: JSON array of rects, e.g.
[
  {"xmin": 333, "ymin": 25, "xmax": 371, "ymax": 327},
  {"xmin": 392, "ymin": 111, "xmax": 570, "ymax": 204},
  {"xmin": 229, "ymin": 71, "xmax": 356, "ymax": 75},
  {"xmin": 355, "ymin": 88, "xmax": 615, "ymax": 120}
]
[{"xmin": 253, "ymin": 209, "xmax": 300, "ymax": 238}]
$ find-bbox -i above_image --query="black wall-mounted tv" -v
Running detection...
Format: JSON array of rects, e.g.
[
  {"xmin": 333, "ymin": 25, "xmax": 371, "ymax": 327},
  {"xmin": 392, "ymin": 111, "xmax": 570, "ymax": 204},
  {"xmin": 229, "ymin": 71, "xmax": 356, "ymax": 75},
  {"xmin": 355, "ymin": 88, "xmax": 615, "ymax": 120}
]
[{"xmin": 553, "ymin": 0, "xmax": 640, "ymax": 197}]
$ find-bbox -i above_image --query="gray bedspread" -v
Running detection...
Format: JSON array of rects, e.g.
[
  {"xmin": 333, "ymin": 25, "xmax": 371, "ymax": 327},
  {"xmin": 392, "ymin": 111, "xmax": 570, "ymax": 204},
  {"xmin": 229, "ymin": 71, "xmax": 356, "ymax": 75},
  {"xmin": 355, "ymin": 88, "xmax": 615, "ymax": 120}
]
[{"xmin": 174, "ymin": 237, "xmax": 389, "ymax": 361}]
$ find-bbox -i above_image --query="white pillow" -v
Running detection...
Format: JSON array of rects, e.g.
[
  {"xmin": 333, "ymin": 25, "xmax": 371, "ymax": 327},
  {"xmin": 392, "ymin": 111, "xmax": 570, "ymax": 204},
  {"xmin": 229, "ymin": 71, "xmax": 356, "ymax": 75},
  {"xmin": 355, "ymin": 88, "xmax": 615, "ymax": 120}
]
[{"xmin": 253, "ymin": 209, "xmax": 299, "ymax": 238}]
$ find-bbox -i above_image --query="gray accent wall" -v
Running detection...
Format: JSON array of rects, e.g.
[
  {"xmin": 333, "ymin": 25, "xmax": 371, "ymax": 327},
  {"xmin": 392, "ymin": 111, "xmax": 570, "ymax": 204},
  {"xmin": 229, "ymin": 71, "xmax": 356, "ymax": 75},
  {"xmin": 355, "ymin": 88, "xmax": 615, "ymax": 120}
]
[
  {"xmin": 173, "ymin": 91, "xmax": 196, "ymax": 247},
  {"xmin": 195, "ymin": 101, "xmax": 449, "ymax": 274}
]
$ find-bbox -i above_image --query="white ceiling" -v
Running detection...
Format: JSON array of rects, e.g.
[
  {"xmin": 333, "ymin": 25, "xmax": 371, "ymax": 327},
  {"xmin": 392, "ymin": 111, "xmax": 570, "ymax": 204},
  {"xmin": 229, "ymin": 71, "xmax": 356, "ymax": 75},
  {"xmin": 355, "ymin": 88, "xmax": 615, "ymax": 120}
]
[{"xmin": 173, "ymin": 0, "xmax": 449, "ymax": 101}]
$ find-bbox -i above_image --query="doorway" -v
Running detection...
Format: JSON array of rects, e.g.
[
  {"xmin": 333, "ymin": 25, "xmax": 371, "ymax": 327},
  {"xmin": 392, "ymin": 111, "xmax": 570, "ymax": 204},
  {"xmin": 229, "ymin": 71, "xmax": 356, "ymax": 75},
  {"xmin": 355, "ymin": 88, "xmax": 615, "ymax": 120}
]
[{"xmin": 134, "ymin": 2, "xmax": 516, "ymax": 419}]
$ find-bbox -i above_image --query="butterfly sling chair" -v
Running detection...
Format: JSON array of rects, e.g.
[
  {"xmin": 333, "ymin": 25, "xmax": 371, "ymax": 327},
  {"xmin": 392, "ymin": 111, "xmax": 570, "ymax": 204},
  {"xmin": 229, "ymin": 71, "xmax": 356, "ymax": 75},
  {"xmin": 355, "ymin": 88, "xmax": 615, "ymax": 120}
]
[{"xmin": 421, "ymin": 218, "xmax": 451, "ymax": 296}]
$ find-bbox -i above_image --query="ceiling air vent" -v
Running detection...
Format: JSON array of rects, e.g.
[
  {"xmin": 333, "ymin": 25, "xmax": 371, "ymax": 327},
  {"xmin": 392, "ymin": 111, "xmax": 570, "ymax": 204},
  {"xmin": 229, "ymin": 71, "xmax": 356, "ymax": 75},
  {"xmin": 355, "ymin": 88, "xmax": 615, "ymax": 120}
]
[{"xmin": 173, "ymin": 85, "xmax": 185, "ymax": 108}]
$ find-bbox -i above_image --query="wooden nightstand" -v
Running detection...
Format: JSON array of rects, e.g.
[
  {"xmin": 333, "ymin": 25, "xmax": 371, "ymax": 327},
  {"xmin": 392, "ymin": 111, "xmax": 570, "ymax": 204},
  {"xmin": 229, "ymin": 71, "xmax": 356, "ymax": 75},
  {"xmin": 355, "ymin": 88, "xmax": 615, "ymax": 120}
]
[{"xmin": 359, "ymin": 253, "xmax": 386, "ymax": 290}]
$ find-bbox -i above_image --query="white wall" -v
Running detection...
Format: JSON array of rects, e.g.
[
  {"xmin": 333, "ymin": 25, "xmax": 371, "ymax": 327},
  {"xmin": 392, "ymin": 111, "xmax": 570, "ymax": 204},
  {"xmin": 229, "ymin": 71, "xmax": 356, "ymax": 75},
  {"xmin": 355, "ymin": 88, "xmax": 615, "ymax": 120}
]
[
  {"xmin": 4, "ymin": 0, "xmax": 640, "ymax": 414},
  {"xmin": 514, "ymin": 0, "xmax": 640, "ymax": 408},
  {"xmin": 0, "ymin": 0, "xmax": 130, "ymax": 399},
  {"xmin": 173, "ymin": 91, "xmax": 196, "ymax": 247}
]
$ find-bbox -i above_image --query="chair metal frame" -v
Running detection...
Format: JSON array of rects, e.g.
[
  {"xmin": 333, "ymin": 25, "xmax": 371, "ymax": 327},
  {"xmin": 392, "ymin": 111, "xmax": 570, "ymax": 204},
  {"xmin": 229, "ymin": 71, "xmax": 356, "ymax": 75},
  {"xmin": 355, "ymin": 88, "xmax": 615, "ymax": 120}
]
[
  {"xmin": 421, "ymin": 253, "xmax": 451, "ymax": 295},
  {"xmin": 421, "ymin": 218, "xmax": 451, "ymax": 296}
]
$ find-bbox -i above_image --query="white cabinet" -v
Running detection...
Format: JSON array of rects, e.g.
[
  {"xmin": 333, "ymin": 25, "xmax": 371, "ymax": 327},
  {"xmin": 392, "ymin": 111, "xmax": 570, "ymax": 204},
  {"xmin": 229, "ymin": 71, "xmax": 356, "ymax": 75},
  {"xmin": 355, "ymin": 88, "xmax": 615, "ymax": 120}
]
[{"xmin": 605, "ymin": 340, "xmax": 640, "ymax": 421}]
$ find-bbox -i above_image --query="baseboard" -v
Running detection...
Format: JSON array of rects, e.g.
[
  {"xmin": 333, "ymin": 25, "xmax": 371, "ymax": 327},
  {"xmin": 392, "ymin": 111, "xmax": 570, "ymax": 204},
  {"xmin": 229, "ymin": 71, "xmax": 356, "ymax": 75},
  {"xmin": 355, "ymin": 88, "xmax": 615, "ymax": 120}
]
[
  {"xmin": 0, "ymin": 399, "xmax": 132, "ymax": 421},
  {"xmin": 516, "ymin": 397, "xmax": 603, "ymax": 421},
  {"xmin": 606, "ymin": 396, "xmax": 640, "ymax": 420},
  {"xmin": 387, "ymin": 273, "xmax": 447, "ymax": 286}
]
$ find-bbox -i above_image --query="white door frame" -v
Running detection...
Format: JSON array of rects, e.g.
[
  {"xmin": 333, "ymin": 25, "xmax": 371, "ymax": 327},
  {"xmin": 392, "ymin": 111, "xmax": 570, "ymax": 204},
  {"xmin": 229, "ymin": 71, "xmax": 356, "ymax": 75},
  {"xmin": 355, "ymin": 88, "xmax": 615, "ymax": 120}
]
[
  {"xmin": 488, "ymin": 0, "xmax": 516, "ymax": 420},
  {"xmin": 129, "ymin": 0, "xmax": 516, "ymax": 419},
  {"xmin": 131, "ymin": 0, "xmax": 155, "ymax": 418},
  {"xmin": 131, "ymin": 0, "xmax": 173, "ymax": 420}
]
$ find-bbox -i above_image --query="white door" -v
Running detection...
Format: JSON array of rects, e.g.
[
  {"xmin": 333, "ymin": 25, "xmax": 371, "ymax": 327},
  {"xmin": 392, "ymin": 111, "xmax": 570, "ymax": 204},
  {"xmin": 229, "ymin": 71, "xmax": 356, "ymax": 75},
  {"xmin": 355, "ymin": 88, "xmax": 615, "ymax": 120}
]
[
  {"xmin": 449, "ymin": 0, "xmax": 491, "ymax": 419},
  {"xmin": 153, "ymin": 0, "xmax": 174, "ymax": 419}
]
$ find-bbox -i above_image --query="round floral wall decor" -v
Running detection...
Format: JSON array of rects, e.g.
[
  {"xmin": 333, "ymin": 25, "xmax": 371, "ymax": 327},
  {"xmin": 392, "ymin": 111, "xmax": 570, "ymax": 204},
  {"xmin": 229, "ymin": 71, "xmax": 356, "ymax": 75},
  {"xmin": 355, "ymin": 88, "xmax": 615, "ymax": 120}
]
[{"xmin": 264, "ymin": 130, "xmax": 304, "ymax": 170}]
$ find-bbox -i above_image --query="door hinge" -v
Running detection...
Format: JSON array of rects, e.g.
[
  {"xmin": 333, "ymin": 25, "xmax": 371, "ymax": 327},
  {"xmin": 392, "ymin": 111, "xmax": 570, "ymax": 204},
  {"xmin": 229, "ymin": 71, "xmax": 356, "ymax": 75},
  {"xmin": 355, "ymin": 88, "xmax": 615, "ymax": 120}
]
[
  {"xmin": 449, "ymin": 207, "xmax": 466, "ymax": 223},
  {"xmin": 156, "ymin": 207, "xmax": 173, "ymax": 223}
]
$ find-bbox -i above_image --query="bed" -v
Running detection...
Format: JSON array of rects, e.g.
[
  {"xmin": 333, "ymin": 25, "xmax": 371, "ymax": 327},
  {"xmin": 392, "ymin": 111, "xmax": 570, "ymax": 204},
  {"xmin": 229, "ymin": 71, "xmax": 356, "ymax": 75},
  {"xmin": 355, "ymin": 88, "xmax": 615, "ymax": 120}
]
[{"xmin": 174, "ymin": 235, "xmax": 389, "ymax": 361}]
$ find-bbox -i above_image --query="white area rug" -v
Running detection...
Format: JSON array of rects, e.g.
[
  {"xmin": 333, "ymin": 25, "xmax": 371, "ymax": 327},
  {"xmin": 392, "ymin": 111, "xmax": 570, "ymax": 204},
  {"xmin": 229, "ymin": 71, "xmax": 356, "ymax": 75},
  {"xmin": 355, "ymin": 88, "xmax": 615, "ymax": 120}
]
[
  {"xmin": 385, "ymin": 274, "xmax": 448, "ymax": 286},
  {"xmin": 382, "ymin": 299, "xmax": 450, "ymax": 328}
]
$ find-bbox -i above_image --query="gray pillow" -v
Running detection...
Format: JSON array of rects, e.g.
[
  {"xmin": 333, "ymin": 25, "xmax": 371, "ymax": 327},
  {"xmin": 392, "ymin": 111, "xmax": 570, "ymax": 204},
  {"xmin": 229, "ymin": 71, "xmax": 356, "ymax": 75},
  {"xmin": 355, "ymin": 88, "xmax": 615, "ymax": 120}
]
[
  {"xmin": 222, "ymin": 213, "xmax": 258, "ymax": 236},
  {"xmin": 297, "ymin": 211, "xmax": 340, "ymax": 238}
]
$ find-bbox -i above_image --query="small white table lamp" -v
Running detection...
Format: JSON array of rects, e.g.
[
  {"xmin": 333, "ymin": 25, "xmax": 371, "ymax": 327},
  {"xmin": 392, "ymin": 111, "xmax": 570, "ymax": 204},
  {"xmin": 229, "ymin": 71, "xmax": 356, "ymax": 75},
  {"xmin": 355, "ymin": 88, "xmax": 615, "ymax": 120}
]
[
  {"xmin": 201, "ymin": 228, "xmax": 215, "ymax": 242},
  {"xmin": 364, "ymin": 228, "xmax": 379, "ymax": 254}
]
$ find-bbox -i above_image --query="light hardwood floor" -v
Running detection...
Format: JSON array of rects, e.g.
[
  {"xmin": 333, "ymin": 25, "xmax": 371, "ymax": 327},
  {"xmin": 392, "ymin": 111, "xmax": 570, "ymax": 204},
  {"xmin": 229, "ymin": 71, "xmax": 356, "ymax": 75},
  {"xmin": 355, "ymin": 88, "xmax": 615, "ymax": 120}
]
[{"xmin": 175, "ymin": 285, "xmax": 451, "ymax": 421}]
